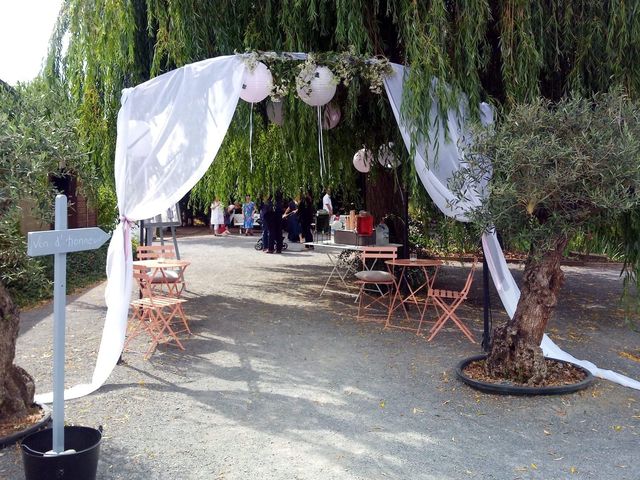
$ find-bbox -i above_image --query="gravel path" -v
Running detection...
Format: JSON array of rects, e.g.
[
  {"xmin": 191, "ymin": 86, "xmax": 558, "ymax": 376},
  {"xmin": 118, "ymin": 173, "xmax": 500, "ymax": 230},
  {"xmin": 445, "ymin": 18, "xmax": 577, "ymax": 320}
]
[{"xmin": 1, "ymin": 233, "xmax": 639, "ymax": 479}]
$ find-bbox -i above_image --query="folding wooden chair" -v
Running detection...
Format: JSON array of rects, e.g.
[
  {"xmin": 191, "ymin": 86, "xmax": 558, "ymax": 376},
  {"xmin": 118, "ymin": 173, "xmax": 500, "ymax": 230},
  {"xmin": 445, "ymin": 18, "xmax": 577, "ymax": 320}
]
[
  {"xmin": 125, "ymin": 265, "xmax": 191, "ymax": 358},
  {"xmin": 136, "ymin": 244, "xmax": 186, "ymax": 297},
  {"xmin": 426, "ymin": 258, "xmax": 478, "ymax": 343},
  {"xmin": 354, "ymin": 246, "xmax": 398, "ymax": 323}
]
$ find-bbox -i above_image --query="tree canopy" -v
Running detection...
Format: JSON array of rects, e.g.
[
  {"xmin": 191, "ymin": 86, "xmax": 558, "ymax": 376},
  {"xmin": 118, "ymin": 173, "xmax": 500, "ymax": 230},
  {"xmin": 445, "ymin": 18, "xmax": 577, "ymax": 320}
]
[{"xmin": 44, "ymin": 0, "xmax": 640, "ymax": 208}]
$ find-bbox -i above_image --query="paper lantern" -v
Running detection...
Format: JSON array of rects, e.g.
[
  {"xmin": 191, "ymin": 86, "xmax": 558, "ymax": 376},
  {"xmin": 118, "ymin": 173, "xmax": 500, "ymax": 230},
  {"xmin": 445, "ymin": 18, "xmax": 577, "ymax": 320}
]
[
  {"xmin": 322, "ymin": 102, "xmax": 341, "ymax": 129},
  {"xmin": 240, "ymin": 62, "xmax": 273, "ymax": 103},
  {"xmin": 378, "ymin": 142, "xmax": 399, "ymax": 169},
  {"xmin": 297, "ymin": 66, "xmax": 337, "ymax": 107},
  {"xmin": 266, "ymin": 100, "xmax": 284, "ymax": 126},
  {"xmin": 353, "ymin": 148, "xmax": 372, "ymax": 173}
]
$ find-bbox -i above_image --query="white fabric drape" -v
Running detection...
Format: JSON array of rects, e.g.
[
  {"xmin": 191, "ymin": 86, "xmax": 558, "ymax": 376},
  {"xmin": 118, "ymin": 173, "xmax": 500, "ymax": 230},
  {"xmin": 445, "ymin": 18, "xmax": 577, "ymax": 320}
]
[
  {"xmin": 383, "ymin": 63, "xmax": 640, "ymax": 390},
  {"xmin": 36, "ymin": 55, "xmax": 246, "ymax": 403}
]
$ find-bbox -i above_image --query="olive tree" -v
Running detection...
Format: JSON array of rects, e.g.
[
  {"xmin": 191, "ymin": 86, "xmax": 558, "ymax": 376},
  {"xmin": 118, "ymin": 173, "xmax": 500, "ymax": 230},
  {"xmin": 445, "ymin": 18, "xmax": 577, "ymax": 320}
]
[
  {"xmin": 456, "ymin": 90, "xmax": 640, "ymax": 383},
  {"xmin": 0, "ymin": 79, "xmax": 93, "ymax": 421}
]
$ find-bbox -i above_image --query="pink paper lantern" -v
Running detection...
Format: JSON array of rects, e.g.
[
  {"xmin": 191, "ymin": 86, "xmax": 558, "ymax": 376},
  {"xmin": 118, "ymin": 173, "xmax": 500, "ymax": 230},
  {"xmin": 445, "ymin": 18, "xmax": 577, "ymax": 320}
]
[
  {"xmin": 322, "ymin": 103, "xmax": 341, "ymax": 129},
  {"xmin": 378, "ymin": 143, "xmax": 399, "ymax": 169},
  {"xmin": 353, "ymin": 148, "xmax": 372, "ymax": 173},
  {"xmin": 266, "ymin": 100, "xmax": 284, "ymax": 126}
]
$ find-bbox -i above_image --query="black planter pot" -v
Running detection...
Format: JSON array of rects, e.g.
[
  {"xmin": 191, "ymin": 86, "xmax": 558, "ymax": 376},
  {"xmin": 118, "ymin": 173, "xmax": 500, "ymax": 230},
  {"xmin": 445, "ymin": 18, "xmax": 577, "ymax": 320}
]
[
  {"xmin": 21, "ymin": 425, "xmax": 102, "ymax": 480},
  {"xmin": 0, "ymin": 403, "xmax": 51, "ymax": 450},
  {"xmin": 456, "ymin": 354, "xmax": 594, "ymax": 396}
]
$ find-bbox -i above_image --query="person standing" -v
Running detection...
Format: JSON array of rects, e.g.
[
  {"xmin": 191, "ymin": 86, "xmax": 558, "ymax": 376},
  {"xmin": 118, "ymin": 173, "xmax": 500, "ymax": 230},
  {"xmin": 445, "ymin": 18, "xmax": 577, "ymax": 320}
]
[
  {"xmin": 284, "ymin": 196, "xmax": 299, "ymax": 242},
  {"xmin": 299, "ymin": 190, "xmax": 314, "ymax": 243},
  {"xmin": 322, "ymin": 187, "xmax": 333, "ymax": 217},
  {"xmin": 210, "ymin": 197, "xmax": 227, "ymax": 236},
  {"xmin": 242, "ymin": 194, "xmax": 256, "ymax": 236},
  {"xmin": 269, "ymin": 191, "xmax": 285, "ymax": 253},
  {"xmin": 260, "ymin": 195, "xmax": 273, "ymax": 251}
]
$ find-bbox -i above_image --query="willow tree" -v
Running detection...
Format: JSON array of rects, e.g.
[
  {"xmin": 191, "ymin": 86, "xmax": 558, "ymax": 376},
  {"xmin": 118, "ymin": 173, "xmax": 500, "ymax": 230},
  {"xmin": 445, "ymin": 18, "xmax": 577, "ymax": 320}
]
[{"xmin": 44, "ymin": 0, "xmax": 640, "ymax": 384}]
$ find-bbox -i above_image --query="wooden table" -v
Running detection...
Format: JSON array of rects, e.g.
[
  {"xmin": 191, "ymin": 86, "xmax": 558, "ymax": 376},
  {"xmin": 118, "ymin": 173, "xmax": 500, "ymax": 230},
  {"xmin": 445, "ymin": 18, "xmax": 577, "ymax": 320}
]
[
  {"xmin": 385, "ymin": 258, "xmax": 442, "ymax": 334},
  {"xmin": 132, "ymin": 258, "xmax": 190, "ymax": 297}
]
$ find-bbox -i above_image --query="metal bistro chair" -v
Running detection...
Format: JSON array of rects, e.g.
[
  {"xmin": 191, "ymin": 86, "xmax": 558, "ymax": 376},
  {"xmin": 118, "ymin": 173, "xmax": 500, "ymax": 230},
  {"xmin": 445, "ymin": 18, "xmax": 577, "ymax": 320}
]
[
  {"xmin": 354, "ymin": 246, "xmax": 398, "ymax": 323},
  {"xmin": 426, "ymin": 257, "xmax": 478, "ymax": 343},
  {"xmin": 125, "ymin": 265, "xmax": 191, "ymax": 359},
  {"xmin": 136, "ymin": 244, "xmax": 186, "ymax": 297}
]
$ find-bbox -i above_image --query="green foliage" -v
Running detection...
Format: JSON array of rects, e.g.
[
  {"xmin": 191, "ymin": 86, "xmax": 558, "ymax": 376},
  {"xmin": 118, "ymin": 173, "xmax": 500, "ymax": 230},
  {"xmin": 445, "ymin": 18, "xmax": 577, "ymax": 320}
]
[
  {"xmin": 40, "ymin": 244, "xmax": 109, "ymax": 298},
  {"xmin": 0, "ymin": 209, "xmax": 51, "ymax": 307},
  {"xmin": 95, "ymin": 184, "xmax": 118, "ymax": 229},
  {"xmin": 44, "ymin": 0, "xmax": 640, "ymax": 271},
  {"xmin": 0, "ymin": 79, "xmax": 96, "ymax": 307},
  {"xmin": 457, "ymin": 90, "xmax": 640, "ymax": 250}
]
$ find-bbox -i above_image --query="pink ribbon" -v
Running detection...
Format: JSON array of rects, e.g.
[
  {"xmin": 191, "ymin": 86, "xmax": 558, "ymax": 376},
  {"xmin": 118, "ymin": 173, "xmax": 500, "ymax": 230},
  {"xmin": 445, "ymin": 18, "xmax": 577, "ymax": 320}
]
[{"xmin": 120, "ymin": 216, "xmax": 134, "ymax": 260}]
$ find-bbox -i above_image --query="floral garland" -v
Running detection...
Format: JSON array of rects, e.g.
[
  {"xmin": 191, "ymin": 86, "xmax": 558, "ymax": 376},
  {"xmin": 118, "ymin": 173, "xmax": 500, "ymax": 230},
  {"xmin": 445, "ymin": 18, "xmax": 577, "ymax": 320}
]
[{"xmin": 239, "ymin": 49, "xmax": 393, "ymax": 102}]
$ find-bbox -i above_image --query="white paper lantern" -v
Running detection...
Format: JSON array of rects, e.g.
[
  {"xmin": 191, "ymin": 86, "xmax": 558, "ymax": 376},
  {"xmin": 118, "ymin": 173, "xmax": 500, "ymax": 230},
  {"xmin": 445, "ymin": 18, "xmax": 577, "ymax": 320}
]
[
  {"xmin": 240, "ymin": 62, "xmax": 273, "ymax": 103},
  {"xmin": 266, "ymin": 100, "xmax": 284, "ymax": 126},
  {"xmin": 378, "ymin": 142, "xmax": 399, "ymax": 169},
  {"xmin": 297, "ymin": 66, "xmax": 337, "ymax": 107},
  {"xmin": 353, "ymin": 148, "xmax": 373, "ymax": 173},
  {"xmin": 322, "ymin": 102, "xmax": 341, "ymax": 129}
]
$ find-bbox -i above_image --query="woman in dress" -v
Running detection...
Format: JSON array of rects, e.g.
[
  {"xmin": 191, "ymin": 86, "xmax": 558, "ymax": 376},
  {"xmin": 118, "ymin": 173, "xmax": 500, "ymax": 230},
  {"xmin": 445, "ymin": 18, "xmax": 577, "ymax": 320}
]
[
  {"xmin": 242, "ymin": 195, "xmax": 256, "ymax": 236},
  {"xmin": 210, "ymin": 197, "xmax": 227, "ymax": 236}
]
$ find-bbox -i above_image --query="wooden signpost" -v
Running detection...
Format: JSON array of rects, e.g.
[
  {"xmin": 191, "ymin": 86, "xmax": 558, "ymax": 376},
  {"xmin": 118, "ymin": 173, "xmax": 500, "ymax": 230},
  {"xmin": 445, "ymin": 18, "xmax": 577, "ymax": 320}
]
[{"xmin": 27, "ymin": 195, "xmax": 110, "ymax": 454}]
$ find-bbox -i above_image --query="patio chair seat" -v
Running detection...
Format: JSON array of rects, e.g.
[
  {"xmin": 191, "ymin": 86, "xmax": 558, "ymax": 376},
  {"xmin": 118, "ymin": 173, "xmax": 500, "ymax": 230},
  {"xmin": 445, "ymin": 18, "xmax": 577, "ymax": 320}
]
[
  {"xmin": 151, "ymin": 270, "xmax": 180, "ymax": 282},
  {"xmin": 355, "ymin": 270, "xmax": 394, "ymax": 282}
]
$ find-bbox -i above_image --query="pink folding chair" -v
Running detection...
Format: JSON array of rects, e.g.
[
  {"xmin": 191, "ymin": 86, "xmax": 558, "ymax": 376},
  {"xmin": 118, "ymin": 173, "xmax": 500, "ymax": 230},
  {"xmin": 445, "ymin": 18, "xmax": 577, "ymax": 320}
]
[
  {"xmin": 426, "ymin": 258, "xmax": 478, "ymax": 343},
  {"xmin": 354, "ymin": 246, "xmax": 398, "ymax": 322}
]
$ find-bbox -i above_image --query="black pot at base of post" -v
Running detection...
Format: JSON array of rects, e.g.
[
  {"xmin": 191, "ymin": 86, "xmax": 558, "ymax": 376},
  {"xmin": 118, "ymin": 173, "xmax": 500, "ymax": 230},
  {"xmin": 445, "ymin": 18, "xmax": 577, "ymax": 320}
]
[{"xmin": 21, "ymin": 426, "xmax": 102, "ymax": 480}]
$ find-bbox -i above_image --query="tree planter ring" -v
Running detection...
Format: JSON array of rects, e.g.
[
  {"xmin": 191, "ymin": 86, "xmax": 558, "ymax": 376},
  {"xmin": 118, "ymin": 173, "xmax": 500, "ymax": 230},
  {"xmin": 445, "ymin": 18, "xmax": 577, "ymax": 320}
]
[
  {"xmin": 0, "ymin": 403, "xmax": 52, "ymax": 449},
  {"xmin": 456, "ymin": 354, "xmax": 594, "ymax": 396}
]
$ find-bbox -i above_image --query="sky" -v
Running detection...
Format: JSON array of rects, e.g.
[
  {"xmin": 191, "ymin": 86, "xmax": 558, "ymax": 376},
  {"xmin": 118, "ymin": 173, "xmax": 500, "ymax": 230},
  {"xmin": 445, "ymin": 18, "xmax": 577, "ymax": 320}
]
[{"xmin": 0, "ymin": 0, "xmax": 64, "ymax": 85}]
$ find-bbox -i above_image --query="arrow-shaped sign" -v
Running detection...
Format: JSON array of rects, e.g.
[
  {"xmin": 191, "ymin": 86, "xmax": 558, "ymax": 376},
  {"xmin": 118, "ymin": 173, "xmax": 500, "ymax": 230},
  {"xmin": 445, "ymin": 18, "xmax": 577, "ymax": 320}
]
[{"xmin": 27, "ymin": 227, "xmax": 111, "ymax": 257}]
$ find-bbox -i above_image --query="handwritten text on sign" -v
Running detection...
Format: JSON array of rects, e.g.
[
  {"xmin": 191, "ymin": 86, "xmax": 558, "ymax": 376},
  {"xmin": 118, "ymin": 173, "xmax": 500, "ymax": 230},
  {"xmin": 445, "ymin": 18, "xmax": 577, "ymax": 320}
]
[{"xmin": 27, "ymin": 227, "xmax": 111, "ymax": 257}]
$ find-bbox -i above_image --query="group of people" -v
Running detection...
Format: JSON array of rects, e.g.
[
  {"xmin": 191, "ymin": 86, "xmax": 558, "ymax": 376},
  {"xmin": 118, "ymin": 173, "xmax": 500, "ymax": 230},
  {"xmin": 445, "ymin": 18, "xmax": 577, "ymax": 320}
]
[
  {"xmin": 259, "ymin": 190, "xmax": 316, "ymax": 253},
  {"xmin": 210, "ymin": 188, "xmax": 334, "ymax": 253},
  {"xmin": 210, "ymin": 195, "xmax": 258, "ymax": 236}
]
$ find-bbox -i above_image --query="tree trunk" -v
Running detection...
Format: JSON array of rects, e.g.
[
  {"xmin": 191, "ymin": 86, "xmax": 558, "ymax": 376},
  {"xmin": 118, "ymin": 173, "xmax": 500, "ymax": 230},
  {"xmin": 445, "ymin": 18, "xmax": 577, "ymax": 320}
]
[
  {"xmin": 486, "ymin": 236, "xmax": 568, "ymax": 384},
  {"xmin": 0, "ymin": 280, "xmax": 35, "ymax": 421},
  {"xmin": 365, "ymin": 170, "xmax": 406, "ymax": 248}
]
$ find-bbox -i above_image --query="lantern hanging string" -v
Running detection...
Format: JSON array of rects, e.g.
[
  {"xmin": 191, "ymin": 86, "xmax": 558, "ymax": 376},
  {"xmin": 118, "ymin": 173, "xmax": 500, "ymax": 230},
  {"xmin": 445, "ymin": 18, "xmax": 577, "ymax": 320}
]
[
  {"xmin": 249, "ymin": 103, "xmax": 254, "ymax": 172},
  {"xmin": 317, "ymin": 105, "xmax": 326, "ymax": 180}
]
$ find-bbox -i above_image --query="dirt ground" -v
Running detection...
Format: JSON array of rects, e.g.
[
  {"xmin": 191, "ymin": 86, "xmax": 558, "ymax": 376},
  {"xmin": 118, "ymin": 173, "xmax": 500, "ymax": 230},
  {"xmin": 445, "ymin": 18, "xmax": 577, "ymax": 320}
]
[{"xmin": 1, "ymin": 231, "xmax": 639, "ymax": 479}]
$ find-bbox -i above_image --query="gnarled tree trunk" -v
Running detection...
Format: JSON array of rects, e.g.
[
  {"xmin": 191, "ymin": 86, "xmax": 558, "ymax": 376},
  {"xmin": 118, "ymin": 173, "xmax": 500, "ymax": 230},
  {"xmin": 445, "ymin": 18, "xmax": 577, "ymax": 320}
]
[
  {"xmin": 0, "ymin": 280, "xmax": 35, "ymax": 421},
  {"xmin": 486, "ymin": 236, "xmax": 568, "ymax": 384}
]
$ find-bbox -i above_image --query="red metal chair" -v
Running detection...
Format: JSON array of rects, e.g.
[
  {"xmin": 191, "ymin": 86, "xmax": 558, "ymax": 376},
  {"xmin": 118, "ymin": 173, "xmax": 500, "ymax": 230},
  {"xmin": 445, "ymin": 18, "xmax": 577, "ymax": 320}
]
[{"xmin": 426, "ymin": 258, "xmax": 478, "ymax": 343}]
